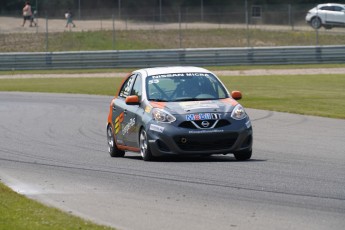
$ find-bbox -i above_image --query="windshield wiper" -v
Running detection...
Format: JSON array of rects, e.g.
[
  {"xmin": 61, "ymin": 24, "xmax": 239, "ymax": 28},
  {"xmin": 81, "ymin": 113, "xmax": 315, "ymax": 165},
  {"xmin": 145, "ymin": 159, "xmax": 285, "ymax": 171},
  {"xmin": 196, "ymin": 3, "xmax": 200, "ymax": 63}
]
[
  {"xmin": 173, "ymin": 98, "xmax": 196, "ymax": 102},
  {"xmin": 194, "ymin": 98, "xmax": 217, "ymax": 101},
  {"xmin": 149, "ymin": 99, "xmax": 169, "ymax": 102},
  {"xmin": 173, "ymin": 98, "xmax": 216, "ymax": 102}
]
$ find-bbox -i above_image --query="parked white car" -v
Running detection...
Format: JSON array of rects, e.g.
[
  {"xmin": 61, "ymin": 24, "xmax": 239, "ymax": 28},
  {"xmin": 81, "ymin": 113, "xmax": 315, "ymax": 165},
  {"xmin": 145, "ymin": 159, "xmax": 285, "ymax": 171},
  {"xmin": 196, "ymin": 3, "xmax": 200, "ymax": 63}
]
[{"xmin": 306, "ymin": 3, "xmax": 345, "ymax": 29}]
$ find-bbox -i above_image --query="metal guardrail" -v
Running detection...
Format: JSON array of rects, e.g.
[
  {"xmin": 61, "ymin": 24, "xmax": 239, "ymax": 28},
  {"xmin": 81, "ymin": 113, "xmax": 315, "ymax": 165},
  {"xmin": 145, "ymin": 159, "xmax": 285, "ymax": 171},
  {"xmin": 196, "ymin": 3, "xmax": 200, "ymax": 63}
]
[{"xmin": 1, "ymin": 46, "xmax": 345, "ymax": 71}]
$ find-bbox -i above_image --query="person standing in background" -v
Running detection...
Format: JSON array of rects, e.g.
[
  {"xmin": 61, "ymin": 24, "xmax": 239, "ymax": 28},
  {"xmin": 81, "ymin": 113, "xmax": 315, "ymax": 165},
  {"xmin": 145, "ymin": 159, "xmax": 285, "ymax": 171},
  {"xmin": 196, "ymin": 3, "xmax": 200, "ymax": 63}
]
[
  {"xmin": 22, "ymin": 1, "xmax": 33, "ymax": 27},
  {"xmin": 65, "ymin": 10, "xmax": 76, "ymax": 28}
]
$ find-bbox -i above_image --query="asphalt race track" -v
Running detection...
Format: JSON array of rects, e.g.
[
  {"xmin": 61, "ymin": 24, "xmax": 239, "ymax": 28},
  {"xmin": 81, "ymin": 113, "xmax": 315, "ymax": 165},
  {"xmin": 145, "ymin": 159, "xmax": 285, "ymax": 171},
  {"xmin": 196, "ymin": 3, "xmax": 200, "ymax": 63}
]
[{"xmin": 0, "ymin": 92, "xmax": 344, "ymax": 230}]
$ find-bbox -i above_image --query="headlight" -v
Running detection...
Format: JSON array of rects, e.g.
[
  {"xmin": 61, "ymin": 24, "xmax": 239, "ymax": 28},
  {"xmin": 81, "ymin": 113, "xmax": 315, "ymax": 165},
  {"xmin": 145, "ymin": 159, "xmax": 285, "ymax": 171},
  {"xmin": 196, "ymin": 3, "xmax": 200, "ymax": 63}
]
[
  {"xmin": 231, "ymin": 104, "xmax": 247, "ymax": 120},
  {"xmin": 152, "ymin": 108, "xmax": 176, "ymax": 123}
]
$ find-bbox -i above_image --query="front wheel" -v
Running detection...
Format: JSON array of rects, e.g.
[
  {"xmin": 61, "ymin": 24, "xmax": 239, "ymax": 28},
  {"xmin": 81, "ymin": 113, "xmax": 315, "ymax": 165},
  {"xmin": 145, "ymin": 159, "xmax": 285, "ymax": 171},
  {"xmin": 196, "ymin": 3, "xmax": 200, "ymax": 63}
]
[
  {"xmin": 139, "ymin": 129, "xmax": 154, "ymax": 161},
  {"xmin": 107, "ymin": 125, "xmax": 125, "ymax": 157},
  {"xmin": 311, "ymin": 17, "xmax": 321, "ymax": 29},
  {"xmin": 234, "ymin": 149, "xmax": 252, "ymax": 161}
]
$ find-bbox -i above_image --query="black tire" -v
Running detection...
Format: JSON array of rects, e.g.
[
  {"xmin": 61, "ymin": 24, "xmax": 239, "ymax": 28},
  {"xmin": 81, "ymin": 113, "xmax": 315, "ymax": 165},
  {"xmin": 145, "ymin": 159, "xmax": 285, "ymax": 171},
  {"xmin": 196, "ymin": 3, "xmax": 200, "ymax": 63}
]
[
  {"xmin": 107, "ymin": 125, "xmax": 125, "ymax": 157},
  {"xmin": 311, "ymin": 17, "xmax": 321, "ymax": 29},
  {"xmin": 139, "ymin": 129, "xmax": 154, "ymax": 161},
  {"xmin": 234, "ymin": 149, "xmax": 252, "ymax": 161}
]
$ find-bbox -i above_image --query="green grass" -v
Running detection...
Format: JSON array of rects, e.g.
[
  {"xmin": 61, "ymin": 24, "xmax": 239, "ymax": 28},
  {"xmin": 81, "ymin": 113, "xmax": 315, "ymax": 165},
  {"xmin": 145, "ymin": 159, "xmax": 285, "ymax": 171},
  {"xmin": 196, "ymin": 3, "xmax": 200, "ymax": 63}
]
[
  {"xmin": 0, "ymin": 74, "xmax": 344, "ymax": 119},
  {"xmin": 49, "ymin": 31, "xmax": 158, "ymax": 51},
  {"xmin": 0, "ymin": 77, "xmax": 120, "ymax": 95},
  {"xmin": 0, "ymin": 182, "xmax": 114, "ymax": 230},
  {"xmin": 206, "ymin": 63, "xmax": 345, "ymax": 71},
  {"xmin": 219, "ymin": 74, "xmax": 345, "ymax": 119},
  {"xmin": 0, "ymin": 68, "xmax": 133, "ymax": 75},
  {"xmin": 2, "ymin": 28, "xmax": 345, "ymax": 52}
]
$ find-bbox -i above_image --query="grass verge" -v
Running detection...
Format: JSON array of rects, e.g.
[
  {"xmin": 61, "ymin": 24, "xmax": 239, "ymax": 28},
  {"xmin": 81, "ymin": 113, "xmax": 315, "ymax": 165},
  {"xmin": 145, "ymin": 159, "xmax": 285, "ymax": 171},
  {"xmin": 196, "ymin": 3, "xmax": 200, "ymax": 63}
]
[
  {"xmin": 0, "ymin": 74, "xmax": 344, "ymax": 119},
  {"xmin": 2, "ymin": 29, "xmax": 345, "ymax": 52},
  {"xmin": 0, "ymin": 181, "xmax": 114, "ymax": 230},
  {"xmin": 219, "ymin": 74, "xmax": 345, "ymax": 119}
]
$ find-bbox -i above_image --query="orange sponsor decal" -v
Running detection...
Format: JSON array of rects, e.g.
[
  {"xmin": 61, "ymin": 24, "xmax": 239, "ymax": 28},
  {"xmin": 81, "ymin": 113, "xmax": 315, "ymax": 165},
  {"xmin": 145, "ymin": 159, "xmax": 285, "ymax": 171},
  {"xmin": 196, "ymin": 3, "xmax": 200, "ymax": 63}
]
[
  {"xmin": 220, "ymin": 98, "xmax": 238, "ymax": 106},
  {"xmin": 114, "ymin": 112, "xmax": 124, "ymax": 134},
  {"xmin": 149, "ymin": 101, "xmax": 166, "ymax": 109}
]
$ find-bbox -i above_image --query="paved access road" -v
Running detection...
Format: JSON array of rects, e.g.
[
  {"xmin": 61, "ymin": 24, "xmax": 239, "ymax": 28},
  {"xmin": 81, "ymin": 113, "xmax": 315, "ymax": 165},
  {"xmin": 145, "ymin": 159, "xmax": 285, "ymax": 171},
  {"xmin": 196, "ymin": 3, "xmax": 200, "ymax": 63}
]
[{"xmin": 0, "ymin": 92, "xmax": 344, "ymax": 230}]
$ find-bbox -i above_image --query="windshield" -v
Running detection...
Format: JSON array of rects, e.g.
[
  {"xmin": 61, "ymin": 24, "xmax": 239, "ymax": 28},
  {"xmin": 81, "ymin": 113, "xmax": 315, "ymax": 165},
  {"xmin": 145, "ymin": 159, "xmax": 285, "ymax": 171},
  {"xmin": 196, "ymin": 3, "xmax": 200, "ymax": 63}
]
[{"xmin": 146, "ymin": 72, "xmax": 229, "ymax": 102}]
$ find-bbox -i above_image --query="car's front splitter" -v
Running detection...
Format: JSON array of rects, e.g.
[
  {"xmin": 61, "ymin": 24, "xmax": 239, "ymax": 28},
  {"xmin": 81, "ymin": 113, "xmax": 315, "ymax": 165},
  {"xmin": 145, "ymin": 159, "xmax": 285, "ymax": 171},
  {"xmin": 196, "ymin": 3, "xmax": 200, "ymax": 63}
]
[{"xmin": 146, "ymin": 120, "xmax": 253, "ymax": 157}]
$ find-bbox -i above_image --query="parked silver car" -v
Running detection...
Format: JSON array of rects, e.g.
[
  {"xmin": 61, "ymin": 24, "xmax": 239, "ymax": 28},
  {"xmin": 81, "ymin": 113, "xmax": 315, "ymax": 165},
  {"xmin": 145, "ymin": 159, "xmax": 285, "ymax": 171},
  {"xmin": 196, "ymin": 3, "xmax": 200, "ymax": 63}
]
[{"xmin": 306, "ymin": 3, "xmax": 345, "ymax": 29}]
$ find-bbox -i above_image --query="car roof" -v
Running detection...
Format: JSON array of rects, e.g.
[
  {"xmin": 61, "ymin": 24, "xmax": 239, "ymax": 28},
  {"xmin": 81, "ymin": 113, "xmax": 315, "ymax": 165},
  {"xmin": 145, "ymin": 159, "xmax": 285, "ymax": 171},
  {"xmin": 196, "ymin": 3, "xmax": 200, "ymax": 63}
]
[
  {"xmin": 317, "ymin": 3, "xmax": 345, "ymax": 7},
  {"xmin": 134, "ymin": 66, "xmax": 213, "ymax": 77}
]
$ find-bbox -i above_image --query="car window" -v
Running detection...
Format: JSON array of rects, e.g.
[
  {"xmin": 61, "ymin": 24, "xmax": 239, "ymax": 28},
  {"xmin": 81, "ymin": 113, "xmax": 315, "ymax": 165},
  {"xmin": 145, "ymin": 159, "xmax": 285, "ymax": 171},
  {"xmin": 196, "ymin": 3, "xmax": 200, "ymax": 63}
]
[
  {"xmin": 131, "ymin": 74, "xmax": 142, "ymax": 100},
  {"xmin": 146, "ymin": 72, "xmax": 229, "ymax": 101},
  {"xmin": 333, "ymin": 6, "xmax": 344, "ymax": 12},
  {"xmin": 320, "ymin": 6, "xmax": 332, "ymax": 11},
  {"xmin": 119, "ymin": 74, "xmax": 136, "ymax": 98}
]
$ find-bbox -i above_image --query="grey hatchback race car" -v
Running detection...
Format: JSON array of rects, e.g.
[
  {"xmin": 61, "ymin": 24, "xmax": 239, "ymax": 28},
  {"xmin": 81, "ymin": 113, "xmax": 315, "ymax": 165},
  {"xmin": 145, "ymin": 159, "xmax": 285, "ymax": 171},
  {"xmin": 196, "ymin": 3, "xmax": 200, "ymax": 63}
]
[{"xmin": 107, "ymin": 66, "xmax": 253, "ymax": 161}]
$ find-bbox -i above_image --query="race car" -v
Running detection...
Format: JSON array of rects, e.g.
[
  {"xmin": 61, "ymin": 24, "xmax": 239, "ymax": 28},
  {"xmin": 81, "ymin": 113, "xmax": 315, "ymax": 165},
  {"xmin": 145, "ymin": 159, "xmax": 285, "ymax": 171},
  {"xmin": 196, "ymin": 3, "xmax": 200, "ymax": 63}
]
[{"xmin": 107, "ymin": 66, "xmax": 253, "ymax": 161}]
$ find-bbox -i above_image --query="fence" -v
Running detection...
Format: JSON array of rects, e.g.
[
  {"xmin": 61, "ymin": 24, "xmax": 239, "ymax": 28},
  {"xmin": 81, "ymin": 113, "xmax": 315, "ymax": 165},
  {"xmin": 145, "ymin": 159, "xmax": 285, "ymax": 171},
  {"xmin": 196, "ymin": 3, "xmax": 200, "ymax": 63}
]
[
  {"xmin": 2, "ymin": 2, "xmax": 314, "ymax": 24},
  {"xmin": 2, "ymin": 3, "xmax": 345, "ymax": 53},
  {"xmin": 1, "ymin": 45, "xmax": 345, "ymax": 71},
  {"xmin": 1, "ymin": 3, "xmax": 318, "ymax": 30}
]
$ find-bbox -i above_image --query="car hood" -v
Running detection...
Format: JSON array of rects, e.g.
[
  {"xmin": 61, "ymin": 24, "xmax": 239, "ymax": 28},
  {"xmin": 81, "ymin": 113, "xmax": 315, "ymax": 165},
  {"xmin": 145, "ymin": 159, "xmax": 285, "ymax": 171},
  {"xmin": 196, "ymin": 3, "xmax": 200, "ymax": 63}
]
[{"xmin": 151, "ymin": 99, "xmax": 239, "ymax": 115}]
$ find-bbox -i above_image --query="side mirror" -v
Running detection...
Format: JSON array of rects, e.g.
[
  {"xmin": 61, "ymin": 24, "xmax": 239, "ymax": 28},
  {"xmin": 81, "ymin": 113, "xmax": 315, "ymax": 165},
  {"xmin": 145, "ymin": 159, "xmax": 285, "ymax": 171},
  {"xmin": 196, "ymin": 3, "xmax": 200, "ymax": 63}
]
[
  {"xmin": 125, "ymin": 95, "xmax": 140, "ymax": 105},
  {"xmin": 231, "ymin": 91, "xmax": 242, "ymax": 100}
]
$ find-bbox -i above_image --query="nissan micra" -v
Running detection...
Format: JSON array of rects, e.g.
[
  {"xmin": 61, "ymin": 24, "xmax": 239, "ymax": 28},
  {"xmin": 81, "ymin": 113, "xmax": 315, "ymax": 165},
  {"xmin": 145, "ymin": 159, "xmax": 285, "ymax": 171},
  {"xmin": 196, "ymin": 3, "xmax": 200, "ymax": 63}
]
[{"xmin": 107, "ymin": 66, "xmax": 253, "ymax": 161}]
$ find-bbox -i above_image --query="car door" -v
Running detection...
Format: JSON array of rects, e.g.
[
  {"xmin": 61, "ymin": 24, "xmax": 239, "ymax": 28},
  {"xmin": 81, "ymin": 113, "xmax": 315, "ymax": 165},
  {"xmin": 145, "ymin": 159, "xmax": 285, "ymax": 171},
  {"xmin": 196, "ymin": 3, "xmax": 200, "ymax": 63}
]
[
  {"xmin": 331, "ymin": 6, "xmax": 345, "ymax": 24},
  {"xmin": 112, "ymin": 74, "xmax": 136, "ymax": 147},
  {"xmin": 112, "ymin": 73, "xmax": 142, "ymax": 148},
  {"xmin": 122, "ymin": 74, "xmax": 143, "ymax": 147},
  {"xmin": 326, "ymin": 6, "xmax": 345, "ymax": 24}
]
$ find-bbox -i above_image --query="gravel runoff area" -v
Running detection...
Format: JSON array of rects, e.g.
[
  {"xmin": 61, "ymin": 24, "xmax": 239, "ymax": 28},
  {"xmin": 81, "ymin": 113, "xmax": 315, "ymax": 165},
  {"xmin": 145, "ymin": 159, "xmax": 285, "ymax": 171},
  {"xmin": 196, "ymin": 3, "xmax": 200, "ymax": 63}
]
[
  {"xmin": 0, "ymin": 16, "xmax": 313, "ymax": 34},
  {"xmin": 1, "ymin": 68, "xmax": 345, "ymax": 79}
]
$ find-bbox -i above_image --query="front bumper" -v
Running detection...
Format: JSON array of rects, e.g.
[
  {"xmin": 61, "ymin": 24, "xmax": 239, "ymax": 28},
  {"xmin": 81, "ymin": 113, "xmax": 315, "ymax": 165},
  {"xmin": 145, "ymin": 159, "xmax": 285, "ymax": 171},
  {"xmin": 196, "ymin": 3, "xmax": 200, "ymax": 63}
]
[
  {"xmin": 305, "ymin": 13, "xmax": 312, "ymax": 23},
  {"xmin": 146, "ymin": 119, "xmax": 253, "ymax": 156}
]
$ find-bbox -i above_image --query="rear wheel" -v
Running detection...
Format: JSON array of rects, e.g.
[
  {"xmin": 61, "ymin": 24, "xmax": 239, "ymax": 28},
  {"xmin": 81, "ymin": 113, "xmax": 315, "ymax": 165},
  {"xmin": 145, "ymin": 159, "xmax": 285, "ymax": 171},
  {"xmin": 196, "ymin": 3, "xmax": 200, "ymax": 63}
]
[
  {"xmin": 139, "ymin": 129, "xmax": 154, "ymax": 161},
  {"xmin": 234, "ymin": 149, "xmax": 252, "ymax": 161},
  {"xmin": 107, "ymin": 125, "xmax": 125, "ymax": 157},
  {"xmin": 311, "ymin": 17, "xmax": 321, "ymax": 29}
]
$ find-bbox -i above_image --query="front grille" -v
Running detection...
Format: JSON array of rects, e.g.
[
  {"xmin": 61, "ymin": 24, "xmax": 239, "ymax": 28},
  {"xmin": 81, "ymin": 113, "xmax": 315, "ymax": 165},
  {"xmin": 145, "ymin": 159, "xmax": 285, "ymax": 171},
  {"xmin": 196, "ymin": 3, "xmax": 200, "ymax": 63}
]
[
  {"xmin": 214, "ymin": 119, "xmax": 231, "ymax": 128},
  {"xmin": 179, "ymin": 121, "xmax": 197, "ymax": 129},
  {"xmin": 178, "ymin": 119, "xmax": 231, "ymax": 129},
  {"xmin": 174, "ymin": 133, "xmax": 238, "ymax": 151}
]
